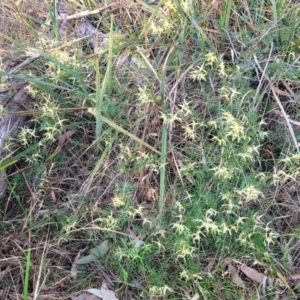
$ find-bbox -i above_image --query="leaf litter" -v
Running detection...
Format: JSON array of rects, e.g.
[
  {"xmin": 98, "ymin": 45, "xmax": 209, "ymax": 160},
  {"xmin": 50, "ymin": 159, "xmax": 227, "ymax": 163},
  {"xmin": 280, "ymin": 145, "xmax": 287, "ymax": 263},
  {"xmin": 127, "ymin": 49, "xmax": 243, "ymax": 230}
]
[
  {"xmin": 127, "ymin": 227, "xmax": 144, "ymax": 248},
  {"xmin": 227, "ymin": 260, "xmax": 276, "ymax": 290},
  {"xmin": 227, "ymin": 262, "xmax": 246, "ymax": 289},
  {"xmin": 76, "ymin": 240, "xmax": 109, "ymax": 265},
  {"xmin": 71, "ymin": 283, "xmax": 118, "ymax": 300},
  {"xmin": 240, "ymin": 265, "xmax": 274, "ymax": 285}
]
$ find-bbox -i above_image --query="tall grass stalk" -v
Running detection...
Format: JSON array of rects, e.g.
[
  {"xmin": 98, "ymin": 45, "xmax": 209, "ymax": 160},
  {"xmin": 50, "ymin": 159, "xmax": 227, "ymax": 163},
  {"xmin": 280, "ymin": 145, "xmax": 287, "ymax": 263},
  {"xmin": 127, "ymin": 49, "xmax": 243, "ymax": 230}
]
[
  {"xmin": 159, "ymin": 47, "xmax": 174, "ymax": 216},
  {"xmin": 95, "ymin": 15, "xmax": 114, "ymax": 149},
  {"xmin": 23, "ymin": 248, "xmax": 31, "ymax": 300},
  {"xmin": 219, "ymin": 0, "xmax": 233, "ymax": 31}
]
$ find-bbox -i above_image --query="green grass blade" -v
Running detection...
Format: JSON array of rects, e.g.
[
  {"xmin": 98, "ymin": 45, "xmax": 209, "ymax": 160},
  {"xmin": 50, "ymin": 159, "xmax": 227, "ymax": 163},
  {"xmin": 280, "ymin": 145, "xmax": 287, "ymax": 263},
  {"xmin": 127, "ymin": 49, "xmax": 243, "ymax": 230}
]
[
  {"xmin": 0, "ymin": 139, "xmax": 46, "ymax": 171},
  {"xmin": 159, "ymin": 47, "xmax": 173, "ymax": 216},
  {"xmin": 21, "ymin": 12, "xmax": 52, "ymax": 28},
  {"xmin": 90, "ymin": 137, "xmax": 113, "ymax": 179},
  {"xmin": 48, "ymin": 0, "xmax": 60, "ymax": 41},
  {"xmin": 34, "ymin": 83, "xmax": 71, "ymax": 103},
  {"xmin": 286, "ymin": 10, "xmax": 300, "ymax": 51},
  {"xmin": 136, "ymin": 0, "xmax": 166, "ymax": 38},
  {"xmin": 88, "ymin": 108, "xmax": 160, "ymax": 155},
  {"xmin": 13, "ymin": 3, "xmax": 39, "ymax": 43},
  {"xmin": 159, "ymin": 124, "xmax": 167, "ymax": 215},
  {"xmin": 0, "ymin": 71, "xmax": 80, "ymax": 104},
  {"xmin": 270, "ymin": 0, "xmax": 278, "ymax": 25},
  {"xmin": 0, "ymin": 71, "xmax": 73, "ymax": 91},
  {"xmin": 219, "ymin": 0, "xmax": 233, "ymax": 31},
  {"xmin": 35, "ymin": 50, "xmax": 89, "ymax": 95},
  {"xmin": 23, "ymin": 248, "xmax": 31, "ymax": 300},
  {"xmin": 95, "ymin": 57, "xmax": 102, "ymax": 148},
  {"xmin": 95, "ymin": 15, "xmax": 114, "ymax": 149},
  {"xmin": 159, "ymin": 80, "xmax": 167, "ymax": 215},
  {"xmin": 174, "ymin": 0, "xmax": 211, "ymax": 49},
  {"xmin": 0, "ymin": 32, "xmax": 24, "ymax": 46},
  {"xmin": 82, "ymin": 139, "xmax": 113, "ymax": 194},
  {"xmin": 270, "ymin": 0, "xmax": 279, "ymax": 42}
]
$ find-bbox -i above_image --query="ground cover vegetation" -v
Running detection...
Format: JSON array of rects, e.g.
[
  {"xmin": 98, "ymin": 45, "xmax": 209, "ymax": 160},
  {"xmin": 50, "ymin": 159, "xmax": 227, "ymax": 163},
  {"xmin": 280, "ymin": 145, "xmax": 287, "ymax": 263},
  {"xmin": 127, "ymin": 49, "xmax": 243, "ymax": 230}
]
[{"xmin": 1, "ymin": 0, "xmax": 300, "ymax": 299}]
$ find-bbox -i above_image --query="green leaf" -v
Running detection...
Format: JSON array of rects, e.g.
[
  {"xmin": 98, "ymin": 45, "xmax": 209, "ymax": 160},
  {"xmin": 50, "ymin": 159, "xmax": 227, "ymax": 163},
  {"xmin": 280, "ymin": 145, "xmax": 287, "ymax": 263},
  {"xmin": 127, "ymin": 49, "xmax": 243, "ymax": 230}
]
[
  {"xmin": 76, "ymin": 240, "xmax": 109, "ymax": 265},
  {"xmin": 121, "ymin": 266, "xmax": 128, "ymax": 283},
  {"xmin": 76, "ymin": 254, "xmax": 96, "ymax": 265},
  {"xmin": 90, "ymin": 240, "xmax": 109, "ymax": 257}
]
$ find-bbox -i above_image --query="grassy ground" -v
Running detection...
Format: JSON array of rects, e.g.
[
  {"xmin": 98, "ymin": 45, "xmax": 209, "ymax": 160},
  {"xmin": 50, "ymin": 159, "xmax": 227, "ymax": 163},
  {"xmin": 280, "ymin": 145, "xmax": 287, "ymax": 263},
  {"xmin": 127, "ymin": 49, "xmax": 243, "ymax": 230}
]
[{"xmin": 1, "ymin": 0, "xmax": 300, "ymax": 299}]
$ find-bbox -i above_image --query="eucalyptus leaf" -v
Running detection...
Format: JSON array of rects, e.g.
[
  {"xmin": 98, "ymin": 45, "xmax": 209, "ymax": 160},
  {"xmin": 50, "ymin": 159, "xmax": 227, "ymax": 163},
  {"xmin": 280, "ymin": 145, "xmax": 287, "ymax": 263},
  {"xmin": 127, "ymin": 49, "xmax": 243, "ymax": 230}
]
[
  {"xmin": 87, "ymin": 288, "xmax": 104, "ymax": 298},
  {"xmin": 90, "ymin": 240, "xmax": 109, "ymax": 257},
  {"xmin": 76, "ymin": 241, "xmax": 109, "ymax": 265},
  {"xmin": 76, "ymin": 254, "xmax": 96, "ymax": 265}
]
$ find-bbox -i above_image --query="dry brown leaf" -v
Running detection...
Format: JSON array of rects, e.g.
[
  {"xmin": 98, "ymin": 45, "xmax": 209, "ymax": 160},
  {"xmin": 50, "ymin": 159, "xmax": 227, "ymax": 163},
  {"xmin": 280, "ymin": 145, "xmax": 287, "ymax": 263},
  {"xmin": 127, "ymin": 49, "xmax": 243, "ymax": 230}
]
[
  {"xmin": 85, "ymin": 296, "xmax": 100, "ymax": 300},
  {"xmin": 127, "ymin": 227, "xmax": 144, "ymax": 248},
  {"xmin": 71, "ymin": 293, "xmax": 99, "ymax": 300},
  {"xmin": 241, "ymin": 265, "xmax": 265, "ymax": 283},
  {"xmin": 228, "ymin": 263, "xmax": 245, "ymax": 288},
  {"xmin": 267, "ymin": 276, "xmax": 275, "ymax": 285},
  {"xmin": 58, "ymin": 130, "xmax": 76, "ymax": 147},
  {"xmin": 50, "ymin": 189, "xmax": 57, "ymax": 202},
  {"xmin": 204, "ymin": 257, "xmax": 215, "ymax": 273},
  {"xmin": 277, "ymin": 271, "xmax": 297, "ymax": 298},
  {"xmin": 287, "ymin": 273, "xmax": 300, "ymax": 280},
  {"xmin": 100, "ymin": 283, "xmax": 119, "ymax": 300},
  {"xmin": 71, "ymin": 248, "xmax": 85, "ymax": 279},
  {"xmin": 146, "ymin": 188, "xmax": 158, "ymax": 201},
  {"xmin": 0, "ymin": 266, "xmax": 10, "ymax": 280},
  {"xmin": 191, "ymin": 293, "xmax": 199, "ymax": 300},
  {"xmin": 271, "ymin": 84, "xmax": 292, "ymax": 97}
]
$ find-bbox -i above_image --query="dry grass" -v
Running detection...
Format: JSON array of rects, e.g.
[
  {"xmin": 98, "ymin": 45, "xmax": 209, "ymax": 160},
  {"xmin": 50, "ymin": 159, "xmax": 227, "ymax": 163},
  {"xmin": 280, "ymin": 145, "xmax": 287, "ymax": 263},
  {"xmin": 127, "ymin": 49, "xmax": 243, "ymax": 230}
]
[
  {"xmin": 1, "ymin": 0, "xmax": 300, "ymax": 299},
  {"xmin": 0, "ymin": 0, "xmax": 47, "ymax": 49}
]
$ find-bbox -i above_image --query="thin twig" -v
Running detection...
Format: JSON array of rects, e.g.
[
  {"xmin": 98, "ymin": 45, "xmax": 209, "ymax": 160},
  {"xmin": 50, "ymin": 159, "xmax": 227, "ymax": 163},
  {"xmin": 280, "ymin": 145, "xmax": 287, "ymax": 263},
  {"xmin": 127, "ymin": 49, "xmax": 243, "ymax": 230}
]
[
  {"xmin": 33, "ymin": 239, "xmax": 48, "ymax": 300},
  {"xmin": 56, "ymin": 2, "xmax": 119, "ymax": 21},
  {"xmin": 9, "ymin": 54, "xmax": 40, "ymax": 74},
  {"xmin": 93, "ymin": 260, "xmax": 115, "ymax": 287},
  {"xmin": 274, "ymin": 110, "xmax": 300, "ymax": 126},
  {"xmin": 254, "ymin": 42, "xmax": 273, "ymax": 110}
]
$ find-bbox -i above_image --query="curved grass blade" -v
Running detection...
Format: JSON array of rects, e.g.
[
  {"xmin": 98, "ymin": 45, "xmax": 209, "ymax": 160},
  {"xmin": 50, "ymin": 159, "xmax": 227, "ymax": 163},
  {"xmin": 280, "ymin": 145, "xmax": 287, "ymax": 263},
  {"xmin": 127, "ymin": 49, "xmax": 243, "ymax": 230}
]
[
  {"xmin": 88, "ymin": 108, "xmax": 160, "ymax": 155},
  {"xmin": 158, "ymin": 47, "xmax": 174, "ymax": 216},
  {"xmin": 0, "ymin": 139, "xmax": 45, "ymax": 171},
  {"xmin": 0, "ymin": 71, "xmax": 78, "ymax": 104},
  {"xmin": 35, "ymin": 50, "xmax": 89, "ymax": 95},
  {"xmin": 0, "ymin": 32, "xmax": 24, "ymax": 46},
  {"xmin": 95, "ymin": 15, "xmax": 114, "ymax": 149},
  {"xmin": 0, "ymin": 71, "xmax": 74, "ymax": 91},
  {"xmin": 49, "ymin": 0, "xmax": 60, "ymax": 41},
  {"xmin": 137, "ymin": 0, "xmax": 166, "ymax": 38}
]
